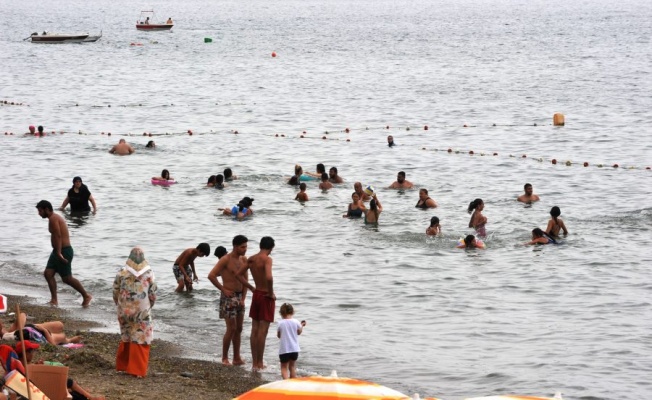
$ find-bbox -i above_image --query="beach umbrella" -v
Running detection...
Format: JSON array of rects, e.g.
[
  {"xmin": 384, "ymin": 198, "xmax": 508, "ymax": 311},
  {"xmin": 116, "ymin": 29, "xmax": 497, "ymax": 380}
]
[
  {"xmin": 233, "ymin": 370, "xmax": 413, "ymax": 400},
  {"xmin": 0, "ymin": 294, "xmax": 7, "ymax": 313}
]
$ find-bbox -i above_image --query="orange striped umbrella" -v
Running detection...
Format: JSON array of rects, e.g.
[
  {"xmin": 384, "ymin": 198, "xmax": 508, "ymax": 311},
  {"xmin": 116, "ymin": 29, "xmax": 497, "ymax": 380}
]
[{"xmin": 233, "ymin": 372, "xmax": 412, "ymax": 400}]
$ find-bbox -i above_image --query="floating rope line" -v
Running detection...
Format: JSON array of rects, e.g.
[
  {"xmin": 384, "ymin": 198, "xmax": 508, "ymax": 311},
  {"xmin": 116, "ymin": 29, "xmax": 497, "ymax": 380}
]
[
  {"xmin": 2, "ymin": 115, "xmax": 649, "ymax": 171},
  {"xmin": 419, "ymin": 147, "xmax": 650, "ymax": 171}
]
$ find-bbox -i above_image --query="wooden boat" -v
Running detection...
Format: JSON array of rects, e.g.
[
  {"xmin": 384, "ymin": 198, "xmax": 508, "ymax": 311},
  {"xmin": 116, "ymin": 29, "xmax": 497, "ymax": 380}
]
[
  {"xmin": 136, "ymin": 10, "xmax": 173, "ymax": 31},
  {"xmin": 29, "ymin": 32, "xmax": 89, "ymax": 43}
]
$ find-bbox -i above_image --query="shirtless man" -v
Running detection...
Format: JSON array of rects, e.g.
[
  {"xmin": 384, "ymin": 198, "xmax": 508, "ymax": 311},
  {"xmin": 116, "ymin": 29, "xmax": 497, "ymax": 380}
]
[
  {"xmin": 237, "ymin": 236, "xmax": 276, "ymax": 371},
  {"xmin": 387, "ymin": 135, "xmax": 395, "ymax": 147},
  {"xmin": 36, "ymin": 200, "xmax": 92, "ymax": 307},
  {"xmin": 328, "ymin": 167, "xmax": 344, "ymax": 184},
  {"xmin": 517, "ymin": 183, "xmax": 540, "ymax": 203},
  {"xmin": 173, "ymin": 243, "xmax": 210, "ymax": 292},
  {"xmin": 208, "ymin": 235, "xmax": 249, "ymax": 366},
  {"xmin": 388, "ymin": 171, "xmax": 414, "ymax": 189},
  {"xmin": 353, "ymin": 182, "xmax": 371, "ymax": 202},
  {"xmin": 108, "ymin": 139, "xmax": 135, "ymax": 155}
]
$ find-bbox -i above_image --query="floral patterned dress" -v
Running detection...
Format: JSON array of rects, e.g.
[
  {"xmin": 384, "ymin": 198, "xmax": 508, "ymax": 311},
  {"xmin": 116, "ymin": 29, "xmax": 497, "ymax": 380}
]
[{"xmin": 113, "ymin": 266, "xmax": 157, "ymax": 344}]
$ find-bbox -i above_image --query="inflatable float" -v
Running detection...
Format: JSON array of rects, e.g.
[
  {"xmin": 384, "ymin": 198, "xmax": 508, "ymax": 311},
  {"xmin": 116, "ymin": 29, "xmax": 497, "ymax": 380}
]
[{"xmin": 151, "ymin": 178, "xmax": 176, "ymax": 186}]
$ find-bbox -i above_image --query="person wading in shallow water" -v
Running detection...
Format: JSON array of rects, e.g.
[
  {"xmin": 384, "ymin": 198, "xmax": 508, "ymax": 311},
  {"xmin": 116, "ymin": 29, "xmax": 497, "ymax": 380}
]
[{"xmin": 36, "ymin": 200, "xmax": 92, "ymax": 307}]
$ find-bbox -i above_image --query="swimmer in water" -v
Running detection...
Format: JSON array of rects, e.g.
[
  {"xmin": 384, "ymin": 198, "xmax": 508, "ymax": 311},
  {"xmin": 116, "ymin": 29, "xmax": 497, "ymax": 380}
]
[
  {"xmin": 295, "ymin": 183, "xmax": 309, "ymax": 202},
  {"xmin": 468, "ymin": 198, "xmax": 487, "ymax": 237},
  {"xmin": 517, "ymin": 183, "xmax": 540, "ymax": 203},
  {"xmin": 206, "ymin": 175, "xmax": 217, "ymax": 187},
  {"xmin": 318, "ymin": 173, "xmax": 333, "ymax": 190},
  {"xmin": 152, "ymin": 169, "xmax": 173, "ymax": 181},
  {"xmin": 457, "ymin": 234, "xmax": 484, "ymax": 249},
  {"xmin": 526, "ymin": 228, "xmax": 556, "ymax": 245},
  {"xmin": 545, "ymin": 206, "xmax": 568, "ymax": 237},
  {"xmin": 426, "ymin": 216, "xmax": 441, "ymax": 236}
]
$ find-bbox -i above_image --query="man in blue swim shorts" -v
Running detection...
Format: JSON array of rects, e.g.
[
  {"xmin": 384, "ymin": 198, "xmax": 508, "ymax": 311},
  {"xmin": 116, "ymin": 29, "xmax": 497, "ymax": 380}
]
[{"xmin": 36, "ymin": 200, "xmax": 92, "ymax": 307}]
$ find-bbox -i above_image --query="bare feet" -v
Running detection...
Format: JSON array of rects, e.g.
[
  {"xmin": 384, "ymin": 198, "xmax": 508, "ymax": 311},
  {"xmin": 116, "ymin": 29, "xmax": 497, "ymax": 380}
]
[
  {"xmin": 47, "ymin": 300, "xmax": 58, "ymax": 307},
  {"xmin": 81, "ymin": 294, "xmax": 93, "ymax": 308},
  {"xmin": 222, "ymin": 358, "xmax": 232, "ymax": 366},
  {"xmin": 232, "ymin": 358, "xmax": 245, "ymax": 366}
]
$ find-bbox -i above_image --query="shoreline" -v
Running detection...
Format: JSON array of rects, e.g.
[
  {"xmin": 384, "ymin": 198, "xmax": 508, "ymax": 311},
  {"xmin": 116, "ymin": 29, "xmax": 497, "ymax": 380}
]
[{"xmin": 1, "ymin": 294, "xmax": 267, "ymax": 400}]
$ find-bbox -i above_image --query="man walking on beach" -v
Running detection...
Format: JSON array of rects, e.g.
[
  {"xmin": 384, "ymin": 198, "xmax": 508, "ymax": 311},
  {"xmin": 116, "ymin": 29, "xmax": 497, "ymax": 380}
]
[
  {"xmin": 36, "ymin": 200, "xmax": 92, "ymax": 307},
  {"xmin": 237, "ymin": 236, "xmax": 276, "ymax": 371},
  {"xmin": 208, "ymin": 235, "xmax": 249, "ymax": 366}
]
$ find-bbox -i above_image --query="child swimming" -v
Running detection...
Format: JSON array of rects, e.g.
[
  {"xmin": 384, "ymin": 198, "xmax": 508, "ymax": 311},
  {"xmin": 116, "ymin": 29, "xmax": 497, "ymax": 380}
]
[
  {"xmin": 457, "ymin": 234, "xmax": 485, "ymax": 249},
  {"xmin": 546, "ymin": 206, "xmax": 568, "ymax": 237},
  {"xmin": 526, "ymin": 228, "xmax": 556, "ymax": 245},
  {"xmin": 426, "ymin": 216, "xmax": 441, "ymax": 236}
]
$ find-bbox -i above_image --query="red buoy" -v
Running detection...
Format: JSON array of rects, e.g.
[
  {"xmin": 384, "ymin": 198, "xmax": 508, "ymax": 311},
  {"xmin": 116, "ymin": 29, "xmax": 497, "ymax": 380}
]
[
  {"xmin": 424, "ymin": 125, "xmax": 428, "ymax": 130},
  {"xmin": 583, "ymin": 162, "xmax": 589, "ymax": 167},
  {"xmin": 345, "ymin": 128, "xmax": 350, "ymax": 133},
  {"xmin": 271, "ymin": 52, "xmax": 277, "ymax": 58},
  {"xmin": 613, "ymin": 163, "xmax": 619, "ymax": 168},
  {"xmin": 469, "ymin": 150, "xmax": 474, "ymax": 155},
  {"xmin": 552, "ymin": 159, "xmax": 557, "ymax": 165}
]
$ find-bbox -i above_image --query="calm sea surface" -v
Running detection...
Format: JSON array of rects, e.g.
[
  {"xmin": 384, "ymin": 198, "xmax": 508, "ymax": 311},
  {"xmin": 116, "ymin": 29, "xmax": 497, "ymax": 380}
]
[{"xmin": 1, "ymin": 0, "xmax": 651, "ymax": 399}]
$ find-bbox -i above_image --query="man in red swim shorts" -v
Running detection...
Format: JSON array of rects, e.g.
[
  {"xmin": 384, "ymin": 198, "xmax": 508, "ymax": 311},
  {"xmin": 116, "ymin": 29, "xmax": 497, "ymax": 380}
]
[{"xmin": 237, "ymin": 236, "xmax": 275, "ymax": 371}]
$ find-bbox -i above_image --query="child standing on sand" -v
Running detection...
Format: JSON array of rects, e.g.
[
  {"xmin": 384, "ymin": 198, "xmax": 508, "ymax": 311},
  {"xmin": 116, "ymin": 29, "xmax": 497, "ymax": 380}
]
[{"xmin": 277, "ymin": 303, "xmax": 306, "ymax": 379}]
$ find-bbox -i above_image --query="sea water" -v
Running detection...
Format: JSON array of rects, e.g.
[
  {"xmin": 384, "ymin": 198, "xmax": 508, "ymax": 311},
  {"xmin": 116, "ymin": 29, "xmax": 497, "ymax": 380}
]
[{"xmin": 0, "ymin": 0, "xmax": 651, "ymax": 399}]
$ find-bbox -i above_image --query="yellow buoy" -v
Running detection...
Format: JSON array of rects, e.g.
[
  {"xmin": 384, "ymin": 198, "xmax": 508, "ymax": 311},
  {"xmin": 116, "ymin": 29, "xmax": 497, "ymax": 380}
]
[{"xmin": 553, "ymin": 113, "xmax": 565, "ymax": 126}]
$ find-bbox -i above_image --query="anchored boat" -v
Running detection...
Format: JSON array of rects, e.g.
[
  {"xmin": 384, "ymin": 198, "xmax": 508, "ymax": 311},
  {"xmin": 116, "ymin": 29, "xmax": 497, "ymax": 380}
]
[{"xmin": 136, "ymin": 10, "xmax": 173, "ymax": 31}]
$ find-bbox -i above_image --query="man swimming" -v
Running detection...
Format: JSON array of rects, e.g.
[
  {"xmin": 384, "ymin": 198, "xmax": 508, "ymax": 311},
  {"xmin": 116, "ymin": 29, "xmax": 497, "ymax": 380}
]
[
  {"xmin": 517, "ymin": 183, "xmax": 540, "ymax": 203},
  {"xmin": 388, "ymin": 171, "xmax": 414, "ymax": 189}
]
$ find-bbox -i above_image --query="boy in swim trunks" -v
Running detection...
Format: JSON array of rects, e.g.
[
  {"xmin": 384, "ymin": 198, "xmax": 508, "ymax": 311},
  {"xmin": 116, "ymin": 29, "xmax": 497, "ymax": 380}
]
[
  {"xmin": 36, "ymin": 200, "xmax": 92, "ymax": 307},
  {"xmin": 173, "ymin": 243, "xmax": 210, "ymax": 293},
  {"xmin": 237, "ymin": 236, "xmax": 276, "ymax": 371},
  {"xmin": 208, "ymin": 236, "xmax": 249, "ymax": 365}
]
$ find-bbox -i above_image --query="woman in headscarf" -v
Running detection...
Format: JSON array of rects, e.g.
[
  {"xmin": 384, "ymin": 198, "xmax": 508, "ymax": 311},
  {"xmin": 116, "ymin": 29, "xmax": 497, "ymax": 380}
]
[
  {"xmin": 59, "ymin": 176, "xmax": 98, "ymax": 213},
  {"xmin": 113, "ymin": 247, "xmax": 157, "ymax": 378}
]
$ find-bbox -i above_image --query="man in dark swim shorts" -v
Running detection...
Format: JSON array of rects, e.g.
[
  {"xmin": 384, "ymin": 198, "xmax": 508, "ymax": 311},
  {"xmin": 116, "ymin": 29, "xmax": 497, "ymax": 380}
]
[{"xmin": 36, "ymin": 200, "xmax": 92, "ymax": 307}]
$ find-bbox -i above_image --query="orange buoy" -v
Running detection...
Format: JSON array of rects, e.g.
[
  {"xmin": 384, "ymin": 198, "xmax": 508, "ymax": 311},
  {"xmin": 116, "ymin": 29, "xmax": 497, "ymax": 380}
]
[
  {"xmin": 271, "ymin": 52, "xmax": 277, "ymax": 58},
  {"xmin": 553, "ymin": 113, "xmax": 565, "ymax": 126},
  {"xmin": 552, "ymin": 159, "xmax": 557, "ymax": 165}
]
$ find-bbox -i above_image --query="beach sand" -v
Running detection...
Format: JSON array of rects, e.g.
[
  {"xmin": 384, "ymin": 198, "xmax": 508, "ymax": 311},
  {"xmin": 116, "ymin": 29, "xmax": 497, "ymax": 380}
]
[{"xmin": 2, "ymin": 295, "xmax": 267, "ymax": 400}]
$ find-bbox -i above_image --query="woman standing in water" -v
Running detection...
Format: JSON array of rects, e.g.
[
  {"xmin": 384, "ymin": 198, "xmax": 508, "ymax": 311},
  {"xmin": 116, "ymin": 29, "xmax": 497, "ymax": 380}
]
[
  {"xmin": 468, "ymin": 198, "xmax": 487, "ymax": 237},
  {"xmin": 59, "ymin": 176, "xmax": 97, "ymax": 214}
]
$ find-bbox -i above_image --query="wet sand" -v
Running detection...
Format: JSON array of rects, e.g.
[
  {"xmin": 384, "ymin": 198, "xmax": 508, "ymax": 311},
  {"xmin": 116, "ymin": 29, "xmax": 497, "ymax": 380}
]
[{"xmin": 1, "ymin": 295, "xmax": 266, "ymax": 400}]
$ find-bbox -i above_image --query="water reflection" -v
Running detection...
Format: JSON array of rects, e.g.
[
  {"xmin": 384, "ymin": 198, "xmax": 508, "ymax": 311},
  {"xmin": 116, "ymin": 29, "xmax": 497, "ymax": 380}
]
[{"xmin": 63, "ymin": 210, "xmax": 91, "ymax": 228}]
